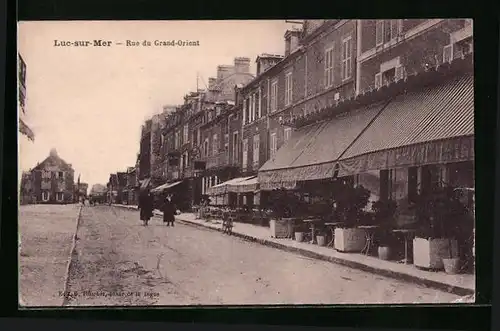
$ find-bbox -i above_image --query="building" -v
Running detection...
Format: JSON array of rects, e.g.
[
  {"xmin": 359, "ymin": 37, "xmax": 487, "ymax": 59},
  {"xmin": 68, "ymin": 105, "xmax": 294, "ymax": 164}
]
[
  {"xmin": 75, "ymin": 182, "xmax": 89, "ymax": 197},
  {"xmin": 21, "ymin": 149, "xmax": 75, "ymax": 204},
  {"xmin": 138, "ymin": 119, "xmax": 152, "ymax": 181},
  {"xmin": 18, "ymin": 53, "xmax": 34, "ymax": 141},
  {"xmin": 106, "ymin": 173, "xmax": 119, "ymax": 203},
  {"xmin": 124, "ymin": 166, "xmax": 139, "ymax": 205},
  {"xmin": 258, "ymin": 19, "xmax": 474, "ymax": 228},
  {"xmin": 19, "ymin": 171, "xmax": 34, "ymax": 205},
  {"xmin": 144, "ymin": 58, "xmax": 254, "ymax": 209}
]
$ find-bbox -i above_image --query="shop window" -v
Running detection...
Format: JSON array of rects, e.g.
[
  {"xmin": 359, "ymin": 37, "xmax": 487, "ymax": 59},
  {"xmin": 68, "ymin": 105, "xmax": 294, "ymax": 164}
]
[
  {"xmin": 381, "ymin": 168, "xmax": 408, "ymax": 201},
  {"xmin": 56, "ymin": 192, "xmax": 64, "ymax": 201},
  {"xmin": 42, "ymin": 191, "xmax": 50, "ymax": 201}
]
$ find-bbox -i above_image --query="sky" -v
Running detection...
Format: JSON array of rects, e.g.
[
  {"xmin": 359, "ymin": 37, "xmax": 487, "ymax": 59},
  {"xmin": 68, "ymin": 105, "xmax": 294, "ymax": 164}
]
[{"xmin": 18, "ymin": 20, "xmax": 298, "ymax": 189}]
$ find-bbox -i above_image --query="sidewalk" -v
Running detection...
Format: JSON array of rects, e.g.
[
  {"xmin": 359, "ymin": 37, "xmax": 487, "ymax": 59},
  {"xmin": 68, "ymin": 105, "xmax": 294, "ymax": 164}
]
[
  {"xmin": 19, "ymin": 204, "xmax": 82, "ymax": 307},
  {"xmin": 114, "ymin": 204, "xmax": 475, "ymax": 297}
]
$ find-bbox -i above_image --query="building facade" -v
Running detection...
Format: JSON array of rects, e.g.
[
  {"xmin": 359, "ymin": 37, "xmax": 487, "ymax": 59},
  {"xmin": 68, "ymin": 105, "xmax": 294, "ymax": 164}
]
[
  {"xmin": 22, "ymin": 149, "xmax": 75, "ymax": 204},
  {"xmin": 258, "ymin": 19, "xmax": 474, "ymax": 228}
]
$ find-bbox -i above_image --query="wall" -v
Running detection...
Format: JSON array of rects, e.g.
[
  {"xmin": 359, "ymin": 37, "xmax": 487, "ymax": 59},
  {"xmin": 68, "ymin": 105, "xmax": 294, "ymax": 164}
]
[{"xmin": 358, "ymin": 20, "xmax": 466, "ymax": 93}]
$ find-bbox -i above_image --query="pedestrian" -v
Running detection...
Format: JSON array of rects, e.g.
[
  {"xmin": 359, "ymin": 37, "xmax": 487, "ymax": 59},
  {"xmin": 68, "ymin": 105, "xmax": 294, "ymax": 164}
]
[
  {"xmin": 162, "ymin": 194, "xmax": 176, "ymax": 226},
  {"xmin": 139, "ymin": 189, "xmax": 153, "ymax": 226}
]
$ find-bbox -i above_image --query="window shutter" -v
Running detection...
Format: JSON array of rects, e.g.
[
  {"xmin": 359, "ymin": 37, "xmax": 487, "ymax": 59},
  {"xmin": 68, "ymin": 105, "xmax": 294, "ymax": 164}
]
[
  {"xmin": 374, "ymin": 72, "xmax": 382, "ymax": 89},
  {"xmin": 443, "ymin": 44, "xmax": 453, "ymax": 63}
]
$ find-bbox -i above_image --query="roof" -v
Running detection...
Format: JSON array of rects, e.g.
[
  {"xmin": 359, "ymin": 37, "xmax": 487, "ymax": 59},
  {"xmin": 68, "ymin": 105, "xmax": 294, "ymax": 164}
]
[
  {"xmin": 32, "ymin": 150, "xmax": 73, "ymax": 172},
  {"xmin": 227, "ymin": 176, "xmax": 259, "ymax": 193},
  {"xmin": 207, "ymin": 176, "xmax": 254, "ymax": 196},
  {"xmin": 258, "ymin": 101, "xmax": 385, "ymax": 188},
  {"xmin": 340, "ymin": 73, "xmax": 474, "ymax": 160}
]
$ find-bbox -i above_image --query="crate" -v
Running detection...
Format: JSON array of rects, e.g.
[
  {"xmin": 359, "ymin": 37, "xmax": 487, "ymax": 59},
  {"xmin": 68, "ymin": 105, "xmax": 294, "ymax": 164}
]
[{"xmin": 270, "ymin": 218, "xmax": 293, "ymax": 238}]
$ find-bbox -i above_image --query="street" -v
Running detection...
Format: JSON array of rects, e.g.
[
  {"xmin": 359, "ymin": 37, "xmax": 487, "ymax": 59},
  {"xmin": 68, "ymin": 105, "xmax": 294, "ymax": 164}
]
[{"xmin": 62, "ymin": 205, "xmax": 461, "ymax": 305}]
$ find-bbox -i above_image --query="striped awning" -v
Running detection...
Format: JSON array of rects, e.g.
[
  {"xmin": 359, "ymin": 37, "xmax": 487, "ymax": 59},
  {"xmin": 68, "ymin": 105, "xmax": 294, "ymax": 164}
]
[
  {"xmin": 139, "ymin": 178, "xmax": 151, "ymax": 189},
  {"xmin": 258, "ymin": 102, "xmax": 387, "ymax": 190},
  {"xmin": 227, "ymin": 176, "xmax": 259, "ymax": 193},
  {"xmin": 338, "ymin": 73, "xmax": 474, "ymax": 174},
  {"xmin": 207, "ymin": 176, "xmax": 254, "ymax": 196},
  {"xmin": 151, "ymin": 181, "xmax": 182, "ymax": 194}
]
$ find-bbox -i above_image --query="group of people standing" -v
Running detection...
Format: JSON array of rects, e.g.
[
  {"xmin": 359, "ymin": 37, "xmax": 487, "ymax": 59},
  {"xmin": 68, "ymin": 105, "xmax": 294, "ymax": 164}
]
[{"xmin": 138, "ymin": 189, "xmax": 177, "ymax": 226}]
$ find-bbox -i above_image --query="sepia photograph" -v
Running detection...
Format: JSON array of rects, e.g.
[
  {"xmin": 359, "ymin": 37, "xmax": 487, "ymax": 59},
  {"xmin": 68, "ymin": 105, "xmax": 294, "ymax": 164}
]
[{"xmin": 18, "ymin": 19, "xmax": 475, "ymax": 307}]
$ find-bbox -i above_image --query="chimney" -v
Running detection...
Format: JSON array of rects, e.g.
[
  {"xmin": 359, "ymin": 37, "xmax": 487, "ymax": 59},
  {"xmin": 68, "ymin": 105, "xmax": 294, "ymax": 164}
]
[
  {"xmin": 216, "ymin": 65, "xmax": 233, "ymax": 81},
  {"xmin": 284, "ymin": 29, "xmax": 301, "ymax": 56},
  {"xmin": 234, "ymin": 57, "xmax": 250, "ymax": 74},
  {"xmin": 49, "ymin": 148, "xmax": 58, "ymax": 157},
  {"xmin": 208, "ymin": 77, "xmax": 217, "ymax": 90}
]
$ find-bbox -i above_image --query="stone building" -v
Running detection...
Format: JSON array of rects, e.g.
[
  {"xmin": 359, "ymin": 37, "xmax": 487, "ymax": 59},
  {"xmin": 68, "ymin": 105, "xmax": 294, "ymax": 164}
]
[{"xmin": 22, "ymin": 149, "xmax": 75, "ymax": 204}]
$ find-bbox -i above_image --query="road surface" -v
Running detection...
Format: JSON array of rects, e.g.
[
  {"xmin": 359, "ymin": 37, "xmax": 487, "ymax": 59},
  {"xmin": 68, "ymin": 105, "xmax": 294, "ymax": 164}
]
[{"xmin": 63, "ymin": 205, "xmax": 460, "ymax": 305}]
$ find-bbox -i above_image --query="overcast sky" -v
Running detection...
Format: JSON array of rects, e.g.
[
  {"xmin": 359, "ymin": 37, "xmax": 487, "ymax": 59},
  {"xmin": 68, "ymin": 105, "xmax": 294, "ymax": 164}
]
[{"xmin": 18, "ymin": 20, "xmax": 296, "ymax": 189}]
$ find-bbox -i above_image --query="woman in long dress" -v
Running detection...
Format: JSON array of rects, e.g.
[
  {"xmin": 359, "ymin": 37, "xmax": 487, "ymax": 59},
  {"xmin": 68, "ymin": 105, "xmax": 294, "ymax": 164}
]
[
  {"xmin": 162, "ymin": 194, "xmax": 176, "ymax": 226},
  {"xmin": 139, "ymin": 190, "xmax": 153, "ymax": 226}
]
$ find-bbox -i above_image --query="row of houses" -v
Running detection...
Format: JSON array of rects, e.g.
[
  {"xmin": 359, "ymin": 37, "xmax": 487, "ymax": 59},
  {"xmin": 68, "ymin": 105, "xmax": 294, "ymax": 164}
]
[{"xmin": 133, "ymin": 19, "xmax": 474, "ymax": 213}]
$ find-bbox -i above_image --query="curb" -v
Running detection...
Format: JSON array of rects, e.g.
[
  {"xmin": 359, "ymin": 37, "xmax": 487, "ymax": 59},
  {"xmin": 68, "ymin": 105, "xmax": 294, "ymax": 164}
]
[
  {"xmin": 112, "ymin": 205, "xmax": 474, "ymax": 297},
  {"xmin": 61, "ymin": 204, "xmax": 83, "ymax": 306}
]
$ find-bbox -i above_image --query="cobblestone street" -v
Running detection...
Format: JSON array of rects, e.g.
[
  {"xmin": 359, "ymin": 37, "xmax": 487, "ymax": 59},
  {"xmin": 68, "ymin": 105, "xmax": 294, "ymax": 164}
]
[{"xmin": 62, "ymin": 205, "xmax": 461, "ymax": 306}]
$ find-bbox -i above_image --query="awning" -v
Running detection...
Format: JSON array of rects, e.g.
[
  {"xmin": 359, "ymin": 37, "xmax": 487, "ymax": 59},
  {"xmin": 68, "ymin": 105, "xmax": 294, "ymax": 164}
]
[
  {"xmin": 207, "ymin": 176, "xmax": 255, "ymax": 196},
  {"xmin": 258, "ymin": 102, "xmax": 387, "ymax": 190},
  {"xmin": 139, "ymin": 178, "xmax": 151, "ymax": 189},
  {"xmin": 227, "ymin": 176, "xmax": 259, "ymax": 193},
  {"xmin": 19, "ymin": 118, "xmax": 35, "ymax": 141},
  {"xmin": 338, "ymin": 73, "xmax": 474, "ymax": 174},
  {"xmin": 151, "ymin": 181, "xmax": 182, "ymax": 194}
]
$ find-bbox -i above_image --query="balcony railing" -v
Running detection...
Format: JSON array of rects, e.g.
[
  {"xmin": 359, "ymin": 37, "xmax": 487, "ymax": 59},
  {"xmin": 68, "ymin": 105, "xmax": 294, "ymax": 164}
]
[{"xmin": 204, "ymin": 152, "xmax": 239, "ymax": 170}]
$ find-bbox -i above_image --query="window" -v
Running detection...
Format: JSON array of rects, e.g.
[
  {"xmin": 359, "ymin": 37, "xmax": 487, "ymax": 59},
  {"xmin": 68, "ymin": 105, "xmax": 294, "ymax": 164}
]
[
  {"xmin": 257, "ymin": 89, "xmax": 261, "ymax": 119},
  {"xmin": 284, "ymin": 128, "xmax": 292, "ymax": 142},
  {"xmin": 341, "ymin": 36, "xmax": 353, "ymax": 81},
  {"xmin": 56, "ymin": 192, "xmax": 64, "ymax": 201},
  {"xmin": 285, "ymin": 72, "xmax": 293, "ymax": 106},
  {"xmin": 212, "ymin": 134, "xmax": 218, "ymax": 156},
  {"xmin": 390, "ymin": 20, "xmax": 402, "ymax": 40},
  {"xmin": 253, "ymin": 135, "xmax": 260, "ymax": 167},
  {"xmin": 224, "ymin": 134, "xmax": 229, "ymax": 157},
  {"xmin": 270, "ymin": 80, "xmax": 278, "ymax": 112},
  {"xmin": 183, "ymin": 124, "xmax": 189, "ymax": 144},
  {"xmin": 376, "ymin": 20, "xmax": 384, "ymax": 46},
  {"xmin": 270, "ymin": 133, "xmax": 277, "ymax": 157},
  {"xmin": 174, "ymin": 130, "xmax": 179, "ymax": 149},
  {"xmin": 250, "ymin": 93, "xmax": 255, "ymax": 123},
  {"xmin": 42, "ymin": 191, "xmax": 49, "ymax": 201},
  {"xmin": 324, "ymin": 46, "xmax": 334, "ymax": 88},
  {"xmin": 381, "ymin": 168, "xmax": 408, "ymax": 201},
  {"xmin": 203, "ymin": 138, "xmax": 209, "ymax": 157},
  {"xmin": 382, "ymin": 68, "xmax": 396, "ymax": 85},
  {"xmin": 242, "ymin": 139, "xmax": 248, "ymax": 169},
  {"xmin": 42, "ymin": 170, "xmax": 51, "ymax": 179},
  {"xmin": 57, "ymin": 171, "xmax": 64, "ymax": 179},
  {"xmin": 232, "ymin": 131, "xmax": 239, "ymax": 164}
]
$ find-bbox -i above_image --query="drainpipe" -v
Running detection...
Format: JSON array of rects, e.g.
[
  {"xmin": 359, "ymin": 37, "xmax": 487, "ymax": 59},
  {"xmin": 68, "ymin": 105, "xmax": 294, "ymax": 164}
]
[{"xmin": 355, "ymin": 19, "xmax": 362, "ymax": 96}]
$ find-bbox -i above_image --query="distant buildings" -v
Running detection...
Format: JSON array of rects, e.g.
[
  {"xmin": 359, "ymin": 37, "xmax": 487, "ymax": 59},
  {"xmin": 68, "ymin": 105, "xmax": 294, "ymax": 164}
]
[{"xmin": 20, "ymin": 149, "xmax": 75, "ymax": 204}]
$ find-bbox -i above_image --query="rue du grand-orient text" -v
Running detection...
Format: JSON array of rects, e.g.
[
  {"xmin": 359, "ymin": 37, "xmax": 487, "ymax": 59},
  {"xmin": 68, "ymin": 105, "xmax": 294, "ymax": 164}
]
[{"xmin": 53, "ymin": 39, "xmax": 200, "ymax": 47}]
